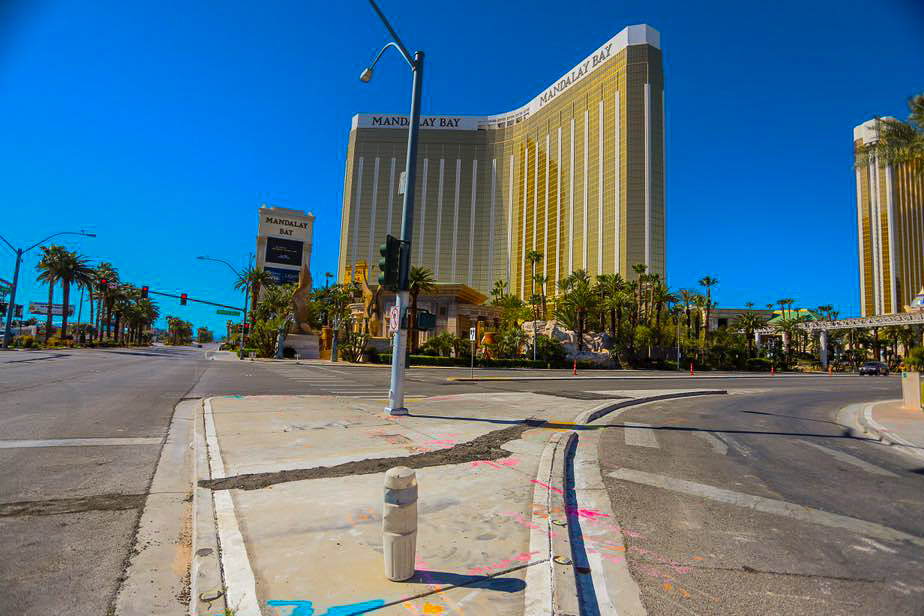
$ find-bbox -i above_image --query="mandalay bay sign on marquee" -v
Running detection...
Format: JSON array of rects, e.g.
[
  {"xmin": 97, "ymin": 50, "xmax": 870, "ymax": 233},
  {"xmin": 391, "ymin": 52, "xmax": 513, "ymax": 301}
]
[{"xmin": 352, "ymin": 26, "xmax": 656, "ymax": 133}]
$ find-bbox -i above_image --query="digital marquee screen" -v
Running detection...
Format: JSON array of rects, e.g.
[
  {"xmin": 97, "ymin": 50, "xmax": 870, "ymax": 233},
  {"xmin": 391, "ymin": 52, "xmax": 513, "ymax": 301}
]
[{"xmin": 265, "ymin": 237, "xmax": 303, "ymax": 267}]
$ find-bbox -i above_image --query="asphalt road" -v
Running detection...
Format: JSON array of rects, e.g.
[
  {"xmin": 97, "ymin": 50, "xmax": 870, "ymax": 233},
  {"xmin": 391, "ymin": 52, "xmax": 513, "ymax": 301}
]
[
  {"xmin": 0, "ymin": 349, "xmax": 914, "ymax": 615},
  {"xmin": 0, "ymin": 346, "xmax": 208, "ymax": 616},
  {"xmin": 596, "ymin": 383, "xmax": 924, "ymax": 615}
]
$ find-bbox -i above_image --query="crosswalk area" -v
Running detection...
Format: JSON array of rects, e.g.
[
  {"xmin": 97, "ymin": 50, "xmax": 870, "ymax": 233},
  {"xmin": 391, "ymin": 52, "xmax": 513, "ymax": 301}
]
[{"xmin": 263, "ymin": 364, "xmax": 392, "ymax": 399}]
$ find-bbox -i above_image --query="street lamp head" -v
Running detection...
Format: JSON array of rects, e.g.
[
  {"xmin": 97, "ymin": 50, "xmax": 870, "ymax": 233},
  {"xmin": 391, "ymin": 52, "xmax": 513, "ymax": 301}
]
[
  {"xmin": 359, "ymin": 67, "xmax": 374, "ymax": 83},
  {"xmin": 196, "ymin": 256, "xmax": 207, "ymax": 260}
]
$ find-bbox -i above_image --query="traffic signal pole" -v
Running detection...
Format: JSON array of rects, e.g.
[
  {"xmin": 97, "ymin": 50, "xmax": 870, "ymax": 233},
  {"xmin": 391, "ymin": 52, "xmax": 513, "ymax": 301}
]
[
  {"xmin": 386, "ymin": 51, "xmax": 423, "ymax": 416},
  {"xmin": 2, "ymin": 249, "xmax": 23, "ymax": 348}
]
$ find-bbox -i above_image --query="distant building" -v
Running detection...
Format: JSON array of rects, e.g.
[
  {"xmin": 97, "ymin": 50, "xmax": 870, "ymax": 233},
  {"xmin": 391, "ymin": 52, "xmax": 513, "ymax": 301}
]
[
  {"xmin": 339, "ymin": 24, "xmax": 665, "ymax": 298},
  {"xmin": 853, "ymin": 119, "xmax": 924, "ymax": 316}
]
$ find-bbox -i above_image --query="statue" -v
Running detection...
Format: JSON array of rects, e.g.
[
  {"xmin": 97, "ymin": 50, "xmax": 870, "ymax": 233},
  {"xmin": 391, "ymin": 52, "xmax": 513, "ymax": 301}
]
[
  {"xmin": 291, "ymin": 264, "xmax": 314, "ymax": 334},
  {"xmin": 359, "ymin": 268, "xmax": 383, "ymax": 337}
]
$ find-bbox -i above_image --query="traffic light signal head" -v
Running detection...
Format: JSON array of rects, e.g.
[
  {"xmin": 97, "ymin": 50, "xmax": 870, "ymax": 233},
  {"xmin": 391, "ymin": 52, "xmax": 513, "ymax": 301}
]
[
  {"xmin": 141, "ymin": 285, "xmax": 149, "ymax": 299},
  {"xmin": 99, "ymin": 278, "xmax": 107, "ymax": 289},
  {"xmin": 377, "ymin": 234, "xmax": 402, "ymax": 291},
  {"xmin": 180, "ymin": 293, "xmax": 187, "ymax": 306}
]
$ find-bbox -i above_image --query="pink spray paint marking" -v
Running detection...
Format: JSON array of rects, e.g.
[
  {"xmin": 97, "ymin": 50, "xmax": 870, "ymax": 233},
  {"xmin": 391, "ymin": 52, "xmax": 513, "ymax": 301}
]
[{"xmin": 531, "ymin": 480, "xmax": 563, "ymax": 494}]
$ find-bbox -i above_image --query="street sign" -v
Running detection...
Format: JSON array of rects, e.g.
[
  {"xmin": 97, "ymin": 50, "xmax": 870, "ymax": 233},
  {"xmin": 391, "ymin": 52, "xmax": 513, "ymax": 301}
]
[
  {"xmin": 469, "ymin": 327, "xmax": 476, "ymax": 341},
  {"xmin": 216, "ymin": 309, "xmax": 240, "ymax": 316},
  {"xmin": 388, "ymin": 305, "xmax": 400, "ymax": 333},
  {"xmin": 29, "ymin": 302, "xmax": 74, "ymax": 317}
]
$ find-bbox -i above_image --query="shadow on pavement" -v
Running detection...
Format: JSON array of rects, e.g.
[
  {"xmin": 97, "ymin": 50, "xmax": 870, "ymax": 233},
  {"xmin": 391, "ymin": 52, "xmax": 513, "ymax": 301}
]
[{"xmin": 407, "ymin": 570, "xmax": 526, "ymax": 592}]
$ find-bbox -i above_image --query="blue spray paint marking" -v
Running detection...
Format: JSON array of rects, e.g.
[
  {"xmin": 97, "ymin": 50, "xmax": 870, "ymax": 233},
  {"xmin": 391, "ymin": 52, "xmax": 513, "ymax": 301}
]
[{"xmin": 267, "ymin": 599, "xmax": 386, "ymax": 616}]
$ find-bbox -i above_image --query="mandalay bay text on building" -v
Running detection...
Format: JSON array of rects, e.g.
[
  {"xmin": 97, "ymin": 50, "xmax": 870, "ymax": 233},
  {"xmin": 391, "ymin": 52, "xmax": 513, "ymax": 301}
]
[{"xmin": 339, "ymin": 24, "xmax": 665, "ymax": 298}]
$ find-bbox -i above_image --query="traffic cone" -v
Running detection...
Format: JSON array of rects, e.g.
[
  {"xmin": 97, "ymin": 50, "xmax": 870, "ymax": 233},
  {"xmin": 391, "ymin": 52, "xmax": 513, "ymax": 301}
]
[
  {"xmin": 573, "ymin": 360, "xmax": 577, "ymax": 376},
  {"xmin": 690, "ymin": 362, "xmax": 694, "ymax": 376},
  {"xmin": 771, "ymin": 365, "xmax": 775, "ymax": 376}
]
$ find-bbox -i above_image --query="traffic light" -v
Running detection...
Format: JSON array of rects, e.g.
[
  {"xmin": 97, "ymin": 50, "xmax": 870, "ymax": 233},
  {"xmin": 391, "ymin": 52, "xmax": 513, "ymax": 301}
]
[
  {"xmin": 99, "ymin": 278, "xmax": 107, "ymax": 290},
  {"xmin": 242, "ymin": 322, "xmax": 250, "ymax": 336},
  {"xmin": 180, "ymin": 293, "xmax": 187, "ymax": 306},
  {"xmin": 141, "ymin": 286, "xmax": 149, "ymax": 299},
  {"xmin": 378, "ymin": 234, "xmax": 402, "ymax": 291}
]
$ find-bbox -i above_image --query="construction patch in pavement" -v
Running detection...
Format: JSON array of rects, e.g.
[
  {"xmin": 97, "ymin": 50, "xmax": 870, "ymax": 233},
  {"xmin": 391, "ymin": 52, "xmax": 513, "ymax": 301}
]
[
  {"xmin": 0, "ymin": 493, "xmax": 146, "ymax": 517},
  {"xmin": 200, "ymin": 422, "xmax": 536, "ymax": 491}
]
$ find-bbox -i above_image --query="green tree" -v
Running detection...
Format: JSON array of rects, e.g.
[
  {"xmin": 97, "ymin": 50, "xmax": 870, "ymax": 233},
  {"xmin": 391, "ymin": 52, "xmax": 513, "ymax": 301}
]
[
  {"xmin": 35, "ymin": 245, "xmax": 69, "ymax": 343},
  {"xmin": 698, "ymin": 276, "xmax": 718, "ymax": 341},
  {"xmin": 408, "ymin": 266, "xmax": 437, "ymax": 352},
  {"xmin": 525, "ymin": 250, "xmax": 544, "ymax": 325},
  {"xmin": 56, "ymin": 250, "xmax": 94, "ymax": 339},
  {"xmin": 856, "ymin": 93, "xmax": 924, "ymax": 171},
  {"xmin": 558, "ymin": 270, "xmax": 597, "ymax": 352},
  {"xmin": 235, "ymin": 266, "xmax": 275, "ymax": 314}
]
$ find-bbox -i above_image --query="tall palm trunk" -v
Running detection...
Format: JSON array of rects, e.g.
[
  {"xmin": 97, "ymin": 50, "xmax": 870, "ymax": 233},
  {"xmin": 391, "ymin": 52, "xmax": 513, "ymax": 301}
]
[
  {"xmin": 576, "ymin": 310, "xmax": 585, "ymax": 352},
  {"xmin": 45, "ymin": 282, "xmax": 55, "ymax": 343},
  {"xmin": 88, "ymin": 289, "xmax": 95, "ymax": 342},
  {"xmin": 60, "ymin": 281, "xmax": 71, "ymax": 339},
  {"xmin": 114, "ymin": 312, "xmax": 121, "ymax": 344}
]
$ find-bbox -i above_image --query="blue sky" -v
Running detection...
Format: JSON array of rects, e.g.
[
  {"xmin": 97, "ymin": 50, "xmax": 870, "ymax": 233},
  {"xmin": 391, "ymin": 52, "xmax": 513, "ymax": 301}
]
[{"xmin": 1, "ymin": 0, "xmax": 922, "ymax": 334}]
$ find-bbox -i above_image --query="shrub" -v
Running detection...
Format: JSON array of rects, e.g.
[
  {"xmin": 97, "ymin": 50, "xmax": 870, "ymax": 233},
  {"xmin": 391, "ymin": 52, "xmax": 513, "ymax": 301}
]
[
  {"xmin": 746, "ymin": 357, "xmax": 772, "ymax": 372},
  {"xmin": 903, "ymin": 346, "xmax": 924, "ymax": 372},
  {"xmin": 16, "ymin": 335, "xmax": 35, "ymax": 349},
  {"xmin": 375, "ymin": 353, "xmax": 547, "ymax": 368}
]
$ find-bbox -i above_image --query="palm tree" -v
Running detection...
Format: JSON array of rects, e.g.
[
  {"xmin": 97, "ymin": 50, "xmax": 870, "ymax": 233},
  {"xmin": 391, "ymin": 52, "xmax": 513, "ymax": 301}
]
[
  {"xmin": 490, "ymin": 279, "xmax": 507, "ymax": 305},
  {"xmin": 651, "ymin": 281, "xmax": 675, "ymax": 330},
  {"xmin": 408, "ymin": 266, "xmax": 436, "ymax": 352},
  {"xmin": 534, "ymin": 274, "xmax": 549, "ymax": 320},
  {"xmin": 595, "ymin": 273, "xmax": 624, "ymax": 338},
  {"xmin": 698, "ymin": 276, "xmax": 718, "ymax": 341},
  {"xmin": 525, "ymin": 250, "xmax": 543, "ymax": 321},
  {"xmin": 736, "ymin": 311, "xmax": 767, "ymax": 357},
  {"xmin": 35, "ymin": 245, "xmax": 69, "ymax": 343},
  {"xmin": 856, "ymin": 93, "xmax": 924, "ymax": 172},
  {"xmin": 57, "ymin": 250, "xmax": 93, "ymax": 339},
  {"xmin": 559, "ymin": 270, "xmax": 597, "ymax": 352},
  {"xmin": 632, "ymin": 264, "xmax": 648, "ymax": 321},
  {"xmin": 94, "ymin": 262, "xmax": 119, "ymax": 339},
  {"xmin": 235, "ymin": 266, "xmax": 275, "ymax": 315}
]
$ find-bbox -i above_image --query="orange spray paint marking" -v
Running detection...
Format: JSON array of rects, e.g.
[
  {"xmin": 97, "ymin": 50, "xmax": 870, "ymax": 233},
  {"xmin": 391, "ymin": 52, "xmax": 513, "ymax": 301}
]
[
  {"xmin": 663, "ymin": 582, "xmax": 673, "ymax": 592},
  {"xmin": 422, "ymin": 603, "xmax": 444, "ymax": 614}
]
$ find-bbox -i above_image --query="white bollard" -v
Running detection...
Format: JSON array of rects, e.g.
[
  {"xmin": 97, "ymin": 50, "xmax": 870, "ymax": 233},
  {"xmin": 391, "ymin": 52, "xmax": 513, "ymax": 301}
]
[{"xmin": 383, "ymin": 466, "xmax": 417, "ymax": 581}]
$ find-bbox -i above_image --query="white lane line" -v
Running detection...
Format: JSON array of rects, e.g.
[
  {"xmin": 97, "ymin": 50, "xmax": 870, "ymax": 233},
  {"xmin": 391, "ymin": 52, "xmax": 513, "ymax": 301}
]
[
  {"xmin": 202, "ymin": 398, "xmax": 261, "ymax": 616},
  {"xmin": 693, "ymin": 431, "xmax": 728, "ymax": 455},
  {"xmin": 798, "ymin": 440, "xmax": 898, "ymax": 477},
  {"xmin": 623, "ymin": 422, "xmax": 659, "ymax": 448},
  {"xmin": 608, "ymin": 468, "xmax": 924, "ymax": 548},
  {"xmin": 719, "ymin": 433, "xmax": 751, "ymax": 457},
  {"xmin": 0, "ymin": 437, "xmax": 162, "ymax": 448},
  {"xmin": 860, "ymin": 537, "xmax": 898, "ymax": 553}
]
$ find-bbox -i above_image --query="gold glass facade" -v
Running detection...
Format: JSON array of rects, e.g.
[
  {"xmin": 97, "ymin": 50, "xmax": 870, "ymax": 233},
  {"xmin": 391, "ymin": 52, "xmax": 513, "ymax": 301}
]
[
  {"xmin": 854, "ymin": 119, "xmax": 924, "ymax": 316},
  {"xmin": 339, "ymin": 25, "xmax": 665, "ymax": 298}
]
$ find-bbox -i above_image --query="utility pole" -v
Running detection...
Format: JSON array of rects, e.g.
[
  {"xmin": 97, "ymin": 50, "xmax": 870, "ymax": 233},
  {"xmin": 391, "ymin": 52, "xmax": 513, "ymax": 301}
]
[{"xmin": 362, "ymin": 0, "xmax": 424, "ymax": 415}]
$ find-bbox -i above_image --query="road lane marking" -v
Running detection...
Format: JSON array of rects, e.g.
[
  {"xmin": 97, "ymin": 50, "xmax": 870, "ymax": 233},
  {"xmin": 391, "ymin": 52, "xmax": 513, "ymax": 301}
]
[
  {"xmin": 623, "ymin": 422, "xmax": 659, "ymax": 448},
  {"xmin": 860, "ymin": 537, "xmax": 898, "ymax": 553},
  {"xmin": 797, "ymin": 440, "xmax": 898, "ymax": 477},
  {"xmin": 693, "ymin": 431, "xmax": 728, "ymax": 455},
  {"xmin": 608, "ymin": 468, "xmax": 924, "ymax": 548},
  {"xmin": 0, "ymin": 437, "xmax": 162, "ymax": 448},
  {"xmin": 719, "ymin": 433, "xmax": 751, "ymax": 457}
]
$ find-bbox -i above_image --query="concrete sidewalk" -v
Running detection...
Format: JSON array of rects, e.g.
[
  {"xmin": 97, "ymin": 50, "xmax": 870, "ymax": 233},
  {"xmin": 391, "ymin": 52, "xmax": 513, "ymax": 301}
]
[
  {"xmin": 192, "ymin": 389, "xmax": 723, "ymax": 616},
  {"xmin": 860, "ymin": 400, "xmax": 924, "ymax": 460}
]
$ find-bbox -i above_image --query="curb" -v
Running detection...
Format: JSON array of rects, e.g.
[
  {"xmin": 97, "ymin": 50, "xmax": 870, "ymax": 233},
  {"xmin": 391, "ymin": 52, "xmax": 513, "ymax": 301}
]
[
  {"xmin": 857, "ymin": 401, "xmax": 924, "ymax": 462},
  {"xmin": 555, "ymin": 390, "xmax": 727, "ymax": 615},
  {"xmin": 447, "ymin": 374, "xmax": 862, "ymax": 382},
  {"xmin": 190, "ymin": 400, "xmax": 227, "ymax": 615}
]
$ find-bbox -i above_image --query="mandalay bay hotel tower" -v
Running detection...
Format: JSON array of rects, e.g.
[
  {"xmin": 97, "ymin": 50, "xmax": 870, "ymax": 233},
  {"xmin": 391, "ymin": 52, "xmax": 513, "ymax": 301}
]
[{"xmin": 339, "ymin": 25, "xmax": 665, "ymax": 298}]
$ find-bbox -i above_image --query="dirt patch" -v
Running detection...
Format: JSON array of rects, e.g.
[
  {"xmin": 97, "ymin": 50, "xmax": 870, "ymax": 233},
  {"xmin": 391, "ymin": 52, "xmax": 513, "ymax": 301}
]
[
  {"xmin": 200, "ymin": 422, "xmax": 540, "ymax": 491},
  {"xmin": 0, "ymin": 493, "xmax": 146, "ymax": 517}
]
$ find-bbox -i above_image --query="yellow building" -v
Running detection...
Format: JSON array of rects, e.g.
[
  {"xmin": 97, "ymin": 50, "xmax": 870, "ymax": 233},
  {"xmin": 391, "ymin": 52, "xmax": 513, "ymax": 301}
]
[
  {"xmin": 854, "ymin": 118, "xmax": 924, "ymax": 315},
  {"xmin": 339, "ymin": 24, "xmax": 665, "ymax": 298}
]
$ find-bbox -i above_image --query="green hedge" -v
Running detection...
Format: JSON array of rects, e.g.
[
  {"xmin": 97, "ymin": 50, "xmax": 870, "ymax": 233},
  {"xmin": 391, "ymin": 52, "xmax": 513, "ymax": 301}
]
[
  {"xmin": 376, "ymin": 353, "xmax": 549, "ymax": 368},
  {"xmin": 746, "ymin": 358, "xmax": 773, "ymax": 372}
]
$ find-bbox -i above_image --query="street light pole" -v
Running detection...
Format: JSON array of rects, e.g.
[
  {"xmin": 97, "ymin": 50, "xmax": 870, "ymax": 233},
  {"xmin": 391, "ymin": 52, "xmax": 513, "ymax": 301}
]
[
  {"xmin": 364, "ymin": 0, "xmax": 424, "ymax": 416},
  {"xmin": 1, "ymin": 231, "xmax": 96, "ymax": 348},
  {"xmin": 196, "ymin": 254, "xmax": 252, "ymax": 358}
]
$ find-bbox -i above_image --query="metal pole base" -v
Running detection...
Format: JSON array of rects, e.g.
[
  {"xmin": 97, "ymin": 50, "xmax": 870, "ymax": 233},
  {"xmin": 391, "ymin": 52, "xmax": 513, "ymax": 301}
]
[{"xmin": 386, "ymin": 406, "xmax": 409, "ymax": 416}]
